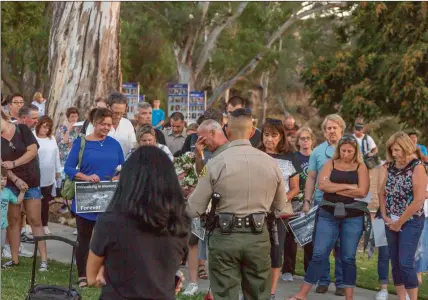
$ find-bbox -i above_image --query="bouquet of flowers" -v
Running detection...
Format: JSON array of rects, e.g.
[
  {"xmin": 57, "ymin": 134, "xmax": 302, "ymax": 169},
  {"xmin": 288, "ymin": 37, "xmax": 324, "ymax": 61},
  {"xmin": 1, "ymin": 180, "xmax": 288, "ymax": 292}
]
[{"xmin": 174, "ymin": 152, "xmax": 198, "ymax": 198}]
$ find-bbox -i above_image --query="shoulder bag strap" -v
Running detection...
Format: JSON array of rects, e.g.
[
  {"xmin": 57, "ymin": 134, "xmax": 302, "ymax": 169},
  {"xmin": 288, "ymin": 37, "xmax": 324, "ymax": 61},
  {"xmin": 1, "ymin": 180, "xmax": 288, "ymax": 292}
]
[
  {"xmin": 77, "ymin": 137, "xmax": 86, "ymax": 171},
  {"xmin": 362, "ymin": 135, "xmax": 369, "ymax": 155}
]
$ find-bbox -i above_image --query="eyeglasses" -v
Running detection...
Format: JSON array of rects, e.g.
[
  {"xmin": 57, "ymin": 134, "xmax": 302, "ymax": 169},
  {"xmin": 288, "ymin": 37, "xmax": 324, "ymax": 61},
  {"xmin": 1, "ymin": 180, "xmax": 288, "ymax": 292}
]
[
  {"xmin": 299, "ymin": 136, "xmax": 311, "ymax": 141},
  {"xmin": 12, "ymin": 101, "xmax": 24, "ymax": 105},
  {"xmin": 265, "ymin": 118, "xmax": 283, "ymax": 125},
  {"xmin": 325, "ymin": 144, "xmax": 334, "ymax": 159},
  {"xmin": 9, "ymin": 141, "xmax": 16, "ymax": 152},
  {"xmin": 111, "ymin": 111, "xmax": 125, "ymax": 116}
]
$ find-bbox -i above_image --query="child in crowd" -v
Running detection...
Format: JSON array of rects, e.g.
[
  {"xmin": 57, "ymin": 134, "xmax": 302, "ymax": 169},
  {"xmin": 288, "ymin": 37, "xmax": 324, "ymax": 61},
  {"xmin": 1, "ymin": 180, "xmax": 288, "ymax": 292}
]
[
  {"xmin": 1, "ymin": 167, "xmax": 25, "ymax": 259},
  {"xmin": 152, "ymin": 99, "xmax": 165, "ymax": 129}
]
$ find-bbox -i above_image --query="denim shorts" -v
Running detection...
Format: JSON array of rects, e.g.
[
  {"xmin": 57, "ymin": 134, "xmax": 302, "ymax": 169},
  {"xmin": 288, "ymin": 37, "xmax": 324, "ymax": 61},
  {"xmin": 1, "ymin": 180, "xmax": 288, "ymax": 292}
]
[{"xmin": 7, "ymin": 186, "xmax": 42, "ymax": 200}]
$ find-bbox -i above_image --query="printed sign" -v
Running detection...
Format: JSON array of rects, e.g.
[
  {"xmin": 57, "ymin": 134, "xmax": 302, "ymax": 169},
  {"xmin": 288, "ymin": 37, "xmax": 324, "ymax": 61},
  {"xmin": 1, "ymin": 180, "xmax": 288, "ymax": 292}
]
[
  {"xmin": 189, "ymin": 91, "xmax": 206, "ymax": 124},
  {"xmin": 123, "ymin": 82, "xmax": 142, "ymax": 119},
  {"xmin": 288, "ymin": 205, "xmax": 318, "ymax": 247},
  {"xmin": 168, "ymin": 84, "xmax": 189, "ymax": 121},
  {"xmin": 191, "ymin": 217, "xmax": 206, "ymax": 241},
  {"xmin": 75, "ymin": 181, "xmax": 118, "ymax": 214}
]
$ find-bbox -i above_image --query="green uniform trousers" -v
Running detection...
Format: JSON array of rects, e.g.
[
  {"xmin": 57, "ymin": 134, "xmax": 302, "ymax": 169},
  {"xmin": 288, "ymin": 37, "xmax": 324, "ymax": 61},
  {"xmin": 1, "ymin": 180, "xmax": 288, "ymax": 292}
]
[{"xmin": 208, "ymin": 227, "xmax": 271, "ymax": 300}]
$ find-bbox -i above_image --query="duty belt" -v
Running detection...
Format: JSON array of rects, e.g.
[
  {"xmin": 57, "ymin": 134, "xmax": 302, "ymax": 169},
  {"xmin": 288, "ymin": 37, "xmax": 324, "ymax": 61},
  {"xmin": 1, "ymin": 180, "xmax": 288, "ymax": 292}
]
[{"xmin": 214, "ymin": 212, "xmax": 266, "ymax": 235}]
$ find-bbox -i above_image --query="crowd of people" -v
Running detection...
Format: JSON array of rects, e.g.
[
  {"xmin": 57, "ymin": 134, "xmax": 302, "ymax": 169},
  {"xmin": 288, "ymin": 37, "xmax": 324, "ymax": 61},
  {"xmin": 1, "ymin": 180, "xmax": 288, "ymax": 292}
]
[{"xmin": 0, "ymin": 91, "xmax": 427, "ymax": 300}]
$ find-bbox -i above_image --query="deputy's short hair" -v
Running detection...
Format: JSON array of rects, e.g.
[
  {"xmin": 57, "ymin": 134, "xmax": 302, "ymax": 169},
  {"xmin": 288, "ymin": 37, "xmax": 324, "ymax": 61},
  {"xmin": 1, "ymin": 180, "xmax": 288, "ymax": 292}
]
[
  {"xmin": 18, "ymin": 105, "xmax": 38, "ymax": 118},
  {"xmin": 138, "ymin": 102, "xmax": 152, "ymax": 110}
]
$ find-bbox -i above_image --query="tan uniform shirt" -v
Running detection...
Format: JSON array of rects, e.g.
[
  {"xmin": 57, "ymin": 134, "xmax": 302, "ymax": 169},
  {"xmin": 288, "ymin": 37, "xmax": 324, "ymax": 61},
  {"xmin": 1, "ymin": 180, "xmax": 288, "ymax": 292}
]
[{"xmin": 186, "ymin": 140, "xmax": 288, "ymax": 218}]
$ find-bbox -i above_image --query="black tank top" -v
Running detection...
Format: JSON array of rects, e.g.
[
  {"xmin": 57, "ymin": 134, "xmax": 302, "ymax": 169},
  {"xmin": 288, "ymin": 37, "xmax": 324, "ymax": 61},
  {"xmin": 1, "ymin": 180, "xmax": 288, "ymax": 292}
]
[{"xmin": 323, "ymin": 161, "xmax": 364, "ymax": 218}]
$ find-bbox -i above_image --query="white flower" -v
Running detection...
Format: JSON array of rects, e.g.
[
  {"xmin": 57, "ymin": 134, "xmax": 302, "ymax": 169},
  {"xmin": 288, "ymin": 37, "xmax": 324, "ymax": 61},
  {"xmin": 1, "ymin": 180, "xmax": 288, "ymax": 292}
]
[
  {"xmin": 189, "ymin": 14, "xmax": 194, "ymax": 19},
  {"xmin": 115, "ymin": 165, "xmax": 122, "ymax": 172}
]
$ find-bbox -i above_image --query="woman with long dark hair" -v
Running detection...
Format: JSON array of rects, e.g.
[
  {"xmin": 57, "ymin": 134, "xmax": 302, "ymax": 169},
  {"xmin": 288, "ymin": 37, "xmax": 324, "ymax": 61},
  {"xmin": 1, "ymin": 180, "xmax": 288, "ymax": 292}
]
[
  {"xmin": 86, "ymin": 146, "xmax": 189, "ymax": 299},
  {"xmin": 258, "ymin": 118, "xmax": 301, "ymax": 299}
]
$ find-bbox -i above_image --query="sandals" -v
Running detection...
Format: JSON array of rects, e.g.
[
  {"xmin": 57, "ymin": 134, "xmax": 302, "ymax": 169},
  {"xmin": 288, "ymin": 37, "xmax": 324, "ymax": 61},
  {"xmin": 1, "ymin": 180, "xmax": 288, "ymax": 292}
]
[
  {"xmin": 198, "ymin": 264, "xmax": 209, "ymax": 280},
  {"xmin": 77, "ymin": 278, "xmax": 88, "ymax": 288},
  {"xmin": 286, "ymin": 296, "xmax": 306, "ymax": 300}
]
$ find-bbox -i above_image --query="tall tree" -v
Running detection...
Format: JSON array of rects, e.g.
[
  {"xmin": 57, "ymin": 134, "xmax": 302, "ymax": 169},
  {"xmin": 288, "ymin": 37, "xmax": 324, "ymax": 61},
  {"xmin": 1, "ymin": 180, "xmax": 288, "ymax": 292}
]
[
  {"xmin": 1, "ymin": 2, "xmax": 50, "ymax": 101},
  {"xmin": 47, "ymin": 2, "xmax": 121, "ymax": 128},
  {"xmin": 303, "ymin": 2, "xmax": 428, "ymax": 130}
]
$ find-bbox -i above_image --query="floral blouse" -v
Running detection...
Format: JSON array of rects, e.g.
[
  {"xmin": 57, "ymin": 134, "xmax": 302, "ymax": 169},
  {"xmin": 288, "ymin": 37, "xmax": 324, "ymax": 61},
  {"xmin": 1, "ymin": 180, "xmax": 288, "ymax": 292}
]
[
  {"xmin": 385, "ymin": 159, "xmax": 424, "ymax": 218},
  {"xmin": 56, "ymin": 125, "xmax": 80, "ymax": 166}
]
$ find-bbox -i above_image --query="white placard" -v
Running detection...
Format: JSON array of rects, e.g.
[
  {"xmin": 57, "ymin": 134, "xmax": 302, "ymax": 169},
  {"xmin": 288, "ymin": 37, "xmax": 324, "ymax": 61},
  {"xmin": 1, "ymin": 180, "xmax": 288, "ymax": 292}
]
[{"xmin": 373, "ymin": 218, "xmax": 388, "ymax": 247}]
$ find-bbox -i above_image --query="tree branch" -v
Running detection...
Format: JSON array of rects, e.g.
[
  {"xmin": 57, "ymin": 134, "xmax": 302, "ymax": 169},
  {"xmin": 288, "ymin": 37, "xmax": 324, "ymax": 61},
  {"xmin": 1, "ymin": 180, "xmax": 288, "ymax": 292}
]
[
  {"xmin": 207, "ymin": 2, "xmax": 348, "ymax": 106},
  {"xmin": 194, "ymin": 2, "xmax": 248, "ymax": 81},
  {"xmin": 189, "ymin": 1, "xmax": 210, "ymax": 60},
  {"xmin": 142, "ymin": 3, "xmax": 170, "ymax": 26},
  {"xmin": 1, "ymin": 59, "xmax": 20, "ymax": 93}
]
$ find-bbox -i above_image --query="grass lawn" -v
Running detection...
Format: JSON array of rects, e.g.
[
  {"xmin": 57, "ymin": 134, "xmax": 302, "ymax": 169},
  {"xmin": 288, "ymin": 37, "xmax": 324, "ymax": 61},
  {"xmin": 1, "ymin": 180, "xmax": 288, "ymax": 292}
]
[{"xmin": 2, "ymin": 252, "xmax": 427, "ymax": 300}]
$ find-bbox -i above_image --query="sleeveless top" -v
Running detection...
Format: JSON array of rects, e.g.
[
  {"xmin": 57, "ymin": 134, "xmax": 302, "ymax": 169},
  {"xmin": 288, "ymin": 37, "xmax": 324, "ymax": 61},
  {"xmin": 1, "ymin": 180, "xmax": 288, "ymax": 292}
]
[
  {"xmin": 385, "ymin": 159, "xmax": 424, "ymax": 218},
  {"xmin": 323, "ymin": 160, "xmax": 364, "ymax": 218}
]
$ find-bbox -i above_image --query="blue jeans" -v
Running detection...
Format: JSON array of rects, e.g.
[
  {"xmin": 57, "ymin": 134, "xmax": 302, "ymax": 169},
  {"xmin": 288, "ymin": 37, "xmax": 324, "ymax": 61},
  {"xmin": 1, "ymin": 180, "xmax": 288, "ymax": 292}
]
[
  {"xmin": 305, "ymin": 209, "xmax": 363, "ymax": 288},
  {"xmin": 385, "ymin": 215, "xmax": 425, "ymax": 289},
  {"xmin": 416, "ymin": 218, "xmax": 428, "ymax": 273},
  {"xmin": 377, "ymin": 245, "xmax": 390, "ymax": 284},
  {"xmin": 318, "ymin": 238, "xmax": 343, "ymax": 288}
]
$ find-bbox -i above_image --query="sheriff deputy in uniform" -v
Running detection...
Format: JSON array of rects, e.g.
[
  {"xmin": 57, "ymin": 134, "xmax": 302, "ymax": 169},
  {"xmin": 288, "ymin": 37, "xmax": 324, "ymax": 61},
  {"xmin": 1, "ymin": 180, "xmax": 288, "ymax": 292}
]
[{"xmin": 186, "ymin": 108, "xmax": 288, "ymax": 300}]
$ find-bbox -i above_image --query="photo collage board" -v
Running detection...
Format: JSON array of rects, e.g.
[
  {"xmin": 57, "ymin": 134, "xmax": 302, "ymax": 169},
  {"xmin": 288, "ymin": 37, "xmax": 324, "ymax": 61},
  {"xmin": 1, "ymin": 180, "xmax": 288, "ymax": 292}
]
[
  {"xmin": 122, "ymin": 82, "xmax": 143, "ymax": 119},
  {"xmin": 188, "ymin": 91, "xmax": 206, "ymax": 124},
  {"xmin": 168, "ymin": 83, "xmax": 189, "ymax": 122}
]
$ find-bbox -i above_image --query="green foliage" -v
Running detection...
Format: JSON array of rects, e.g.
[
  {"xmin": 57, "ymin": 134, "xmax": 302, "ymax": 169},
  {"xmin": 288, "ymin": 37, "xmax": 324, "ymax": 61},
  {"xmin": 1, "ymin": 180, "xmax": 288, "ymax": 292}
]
[
  {"xmin": 302, "ymin": 2, "xmax": 428, "ymax": 132},
  {"xmin": 1, "ymin": 2, "xmax": 50, "ymax": 93},
  {"xmin": 120, "ymin": 3, "xmax": 177, "ymax": 107}
]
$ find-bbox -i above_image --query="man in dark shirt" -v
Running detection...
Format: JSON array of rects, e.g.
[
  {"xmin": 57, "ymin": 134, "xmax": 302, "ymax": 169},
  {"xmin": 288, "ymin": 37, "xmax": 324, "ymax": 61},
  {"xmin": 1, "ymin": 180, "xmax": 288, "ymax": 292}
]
[
  {"xmin": 16, "ymin": 105, "xmax": 39, "ymax": 131},
  {"xmin": 223, "ymin": 95, "xmax": 261, "ymax": 147},
  {"xmin": 137, "ymin": 102, "xmax": 166, "ymax": 145}
]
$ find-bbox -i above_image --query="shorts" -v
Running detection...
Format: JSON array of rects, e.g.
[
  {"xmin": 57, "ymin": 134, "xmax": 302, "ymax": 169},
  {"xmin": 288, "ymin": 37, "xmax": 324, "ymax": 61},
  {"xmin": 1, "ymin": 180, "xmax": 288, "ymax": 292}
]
[
  {"xmin": 7, "ymin": 186, "xmax": 42, "ymax": 200},
  {"xmin": 1, "ymin": 228, "xmax": 6, "ymax": 249},
  {"xmin": 270, "ymin": 218, "xmax": 288, "ymax": 268}
]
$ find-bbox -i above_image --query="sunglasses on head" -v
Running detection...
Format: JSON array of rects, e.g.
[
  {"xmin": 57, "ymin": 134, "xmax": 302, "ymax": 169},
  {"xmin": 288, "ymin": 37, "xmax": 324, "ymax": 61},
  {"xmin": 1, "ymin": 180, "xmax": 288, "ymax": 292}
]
[
  {"xmin": 339, "ymin": 135, "xmax": 358, "ymax": 144},
  {"xmin": 265, "ymin": 118, "xmax": 283, "ymax": 125}
]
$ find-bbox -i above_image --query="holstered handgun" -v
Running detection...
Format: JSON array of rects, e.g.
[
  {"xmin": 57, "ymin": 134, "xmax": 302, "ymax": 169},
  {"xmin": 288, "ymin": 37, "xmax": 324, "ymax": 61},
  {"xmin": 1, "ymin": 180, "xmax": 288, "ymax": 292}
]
[
  {"xmin": 204, "ymin": 192, "xmax": 221, "ymax": 232},
  {"xmin": 250, "ymin": 212, "xmax": 266, "ymax": 235},
  {"xmin": 267, "ymin": 211, "xmax": 280, "ymax": 246}
]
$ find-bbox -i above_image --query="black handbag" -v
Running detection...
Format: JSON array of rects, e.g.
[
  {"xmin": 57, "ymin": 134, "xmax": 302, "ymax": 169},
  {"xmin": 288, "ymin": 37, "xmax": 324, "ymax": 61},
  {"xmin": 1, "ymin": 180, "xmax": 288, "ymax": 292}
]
[{"xmin": 26, "ymin": 235, "xmax": 81, "ymax": 300}]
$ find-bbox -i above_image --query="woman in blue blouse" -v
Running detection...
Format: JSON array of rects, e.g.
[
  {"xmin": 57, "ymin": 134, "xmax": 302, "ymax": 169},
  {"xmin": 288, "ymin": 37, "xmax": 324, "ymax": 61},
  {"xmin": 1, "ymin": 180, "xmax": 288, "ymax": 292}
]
[{"xmin": 64, "ymin": 108, "xmax": 124, "ymax": 288}]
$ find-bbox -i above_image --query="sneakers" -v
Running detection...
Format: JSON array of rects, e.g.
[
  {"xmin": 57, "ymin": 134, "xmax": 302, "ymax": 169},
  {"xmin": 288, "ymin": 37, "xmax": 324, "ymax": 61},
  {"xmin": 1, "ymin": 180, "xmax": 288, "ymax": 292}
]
[
  {"xmin": 269, "ymin": 295, "xmax": 276, "ymax": 300},
  {"xmin": 375, "ymin": 289, "xmax": 388, "ymax": 300},
  {"xmin": 182, "ymin": 282, "xmax": 199, "ymax": 296},
  {"xmin": 2, "ymin": 244, "xmax": 33, "ymax": 258},
  {"xmin": 335, "ymin": 287, "xmax": 346, "ymax": 296},
  {"xmin": 281, "ymin": 272, "xmax": 294, "ymax": 282},
  {"xmin": 21, "ymin": 232, "xmax": 35, "ymax": 243},
  {"xmin": 39, "ymin": 261, "xmax": 48, "ymax": 272},
  {"xmin": 73, "ymin": 230, "xmax": 78, "ymax": 236},
  {"xmin": 2, "ymin": 260, "xmax": 19, "ymax": 269},
  {"xmin": 43, "ymin": 226, "xmax": 52, "ymax": 235},
  {"xmin": 2, "ymin": 245, "xmax": 11, "ymax": 259},
  {"xmin": 19, "ymin": 244, "xmax": 34, "ymax": 258}
]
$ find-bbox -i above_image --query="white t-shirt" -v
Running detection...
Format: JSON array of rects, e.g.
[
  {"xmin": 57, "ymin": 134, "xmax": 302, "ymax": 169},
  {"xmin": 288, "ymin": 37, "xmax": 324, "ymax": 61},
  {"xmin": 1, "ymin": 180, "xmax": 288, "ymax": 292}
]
[
  {"xmin": 424, "ymin": 184, "xmax": 428, "ymax": 218},
  {"xmin": 86, "ymin": 118, "xmax": 137, "ymax": 157},
  {"xmin": 353, "ymin": 134, "xmax": 377, "ymax": 155},
  {"xmin": 32, "ymin": 100, "xmax": 46, "ymax": 116},
  {"xmin": 35, "ymin": 136, "xmax": 61, "ymax": 187}
]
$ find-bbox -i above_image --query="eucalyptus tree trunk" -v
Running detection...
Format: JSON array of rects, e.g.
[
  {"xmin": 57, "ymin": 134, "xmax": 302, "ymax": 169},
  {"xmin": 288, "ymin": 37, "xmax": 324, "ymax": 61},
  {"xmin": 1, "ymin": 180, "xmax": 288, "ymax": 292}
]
[{"xmin": 47, "ymin": 2, "xmax": 121, "ymax": 129}]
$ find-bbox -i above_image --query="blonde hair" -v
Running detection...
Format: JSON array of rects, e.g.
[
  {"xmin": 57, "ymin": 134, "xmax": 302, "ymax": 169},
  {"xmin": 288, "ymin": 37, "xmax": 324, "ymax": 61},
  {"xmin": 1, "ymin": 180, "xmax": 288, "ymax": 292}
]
[
  {"xmin": 295, "ymin": 127, "xmax": 316, "ymax": 150},
  {"xmin": 137, "ymin": 125, "xmax": 156, "ymax": 141},
  {"xmin": 386, "ymin": 131, "xmax": 417, "ymax": 162},
  {"xmin": 321, "ymin": 114, "xmax": 346, "ymax": 134},
  {"xmin": 33, "ymin": 92, "xmax": 43, "ymax": 101},
  {"xmin": 332, "ymin": 135, "xmax": 364, "ymax": 164}
]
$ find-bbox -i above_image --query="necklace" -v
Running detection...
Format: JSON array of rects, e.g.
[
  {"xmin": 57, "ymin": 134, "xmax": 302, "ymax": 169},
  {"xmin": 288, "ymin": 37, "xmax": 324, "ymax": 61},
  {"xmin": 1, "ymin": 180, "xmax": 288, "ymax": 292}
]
[{"xmin": 98, "ymin": 139, "xmax": 106, "ymax": 147}]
